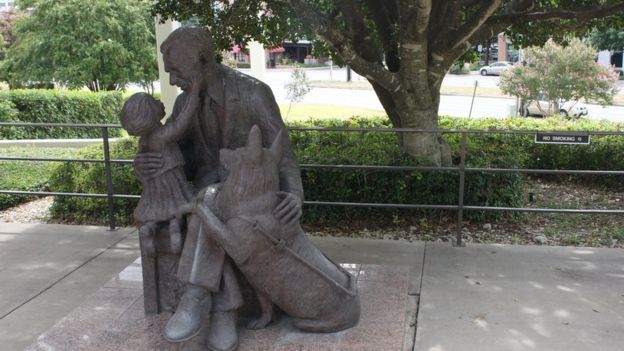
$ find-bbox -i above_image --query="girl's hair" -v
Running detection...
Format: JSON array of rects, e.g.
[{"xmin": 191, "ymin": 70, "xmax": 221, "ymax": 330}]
[{"xmin": 120, "ymin": 93, "xmax": 160, "ymax": 136}]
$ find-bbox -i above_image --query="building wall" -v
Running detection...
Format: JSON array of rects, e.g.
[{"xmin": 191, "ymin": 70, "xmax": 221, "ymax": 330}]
[{"xmin": 497, "ymin": 33, "xmax": 507, "ymax": 62}]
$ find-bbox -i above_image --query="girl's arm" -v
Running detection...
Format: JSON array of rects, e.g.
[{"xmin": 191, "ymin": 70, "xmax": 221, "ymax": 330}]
[{"xmin": 154, "ymin": 82, "xmax": 202, "ymax": 142}]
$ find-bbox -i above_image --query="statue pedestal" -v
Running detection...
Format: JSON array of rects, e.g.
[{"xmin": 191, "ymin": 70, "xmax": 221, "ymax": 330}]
[{"xmin": 25, "ymin": 257, "xmax": 413, "ymax": 350}]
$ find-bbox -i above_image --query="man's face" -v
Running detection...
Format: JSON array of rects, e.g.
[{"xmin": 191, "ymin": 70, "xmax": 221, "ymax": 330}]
[{"xmin": 163, "ymin": 44, "xmax": 204, "ymax": 92}]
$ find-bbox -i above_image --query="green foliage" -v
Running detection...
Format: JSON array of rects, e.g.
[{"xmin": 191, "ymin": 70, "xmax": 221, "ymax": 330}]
[
  {"xmin": 152, "ymin": 0, "xmax": 310, "ymax": 57},
  {"xmin": 153, "ymin": 1, "xmax": 624, "ymax": 164},
  {"xmin": 440, "ymin": 116, "xmax": 624, "ymax": 187},
  {"xmin": 449, "ymin": 63, "xmax": 470, "ymax": 75},
  {"xmin": 47, "ymin": 117, "xmax": 530, "ymax": 225},
  {"xmin": 0, "ymin": 89, "xmax": 124, "ymax": 139},
  {"xmin": 0, "ymin": 8, "xmax": 23, "ymax": 60},
  {"xmin": 0, "ymin": 159, "xmax": 49, "ymax": 209},
  {"xmin": 0, "ymin": 147, "xmax": 78, "ymax": 210},
  {"xmin": 456, "ymin": 49, "xmax": 479, "ymax": 67},
  {"xmin": 504, "ymin": 0, "xmax": 624, "ymax": 48},
  {"xmin": 499, "ymin": 39, "xmax": 619, "ymax": 107},
  {"xmin": 285, "ymin": 65, "xmax": 311, "ymax": 103},
  {"xmin": 284, "ymin": 64, "xmax": 312, "ymax": 119},
  {"xmin": 48, "ymin": 138, "xmax": 140, "ymax": 225},
  {"xmin": 290, "ymin": 117, "xmax": 524, "ymax": 223},
  {"xmin": 2, "ymin": 0, "xmax": 157, "ymax": 91},
  {"xmin": 589, "ymin": 28, "xmax": 624, "ymax": 51},
  {"xmin": 44, "ymin": 116, "xmax": 624, "ymax": 226}
]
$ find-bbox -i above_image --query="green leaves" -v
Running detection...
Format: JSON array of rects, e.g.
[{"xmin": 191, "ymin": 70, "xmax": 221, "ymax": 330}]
[
  {"xmin": 0, "ymin": 89, "xmax": 124, "ymax": 139},
  {"xmin": 3, "ymin": 0, "xmax": 157, "ymax": 91},
  {"xmin": 589, "ymin": 27, "xmax": 624, "ymax": 51},
  {"xmin": 152, "ymin": 0, "xmax": 309, "ymax": 55},
  {"xmin": 499, "ymin": 38, "xmax": 619, "ymax": 107}
]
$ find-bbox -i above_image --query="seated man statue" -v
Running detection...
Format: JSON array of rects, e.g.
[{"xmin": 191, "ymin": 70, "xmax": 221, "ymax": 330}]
[{"xmin": 134, "ymin": 27, "xmax": 303, "ymax": 351}]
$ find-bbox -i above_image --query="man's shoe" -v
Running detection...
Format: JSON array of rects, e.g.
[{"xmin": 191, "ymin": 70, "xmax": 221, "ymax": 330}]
[
  {"xmin": 206, "ymin": 310, "xmax": 238, "ymax": 351},
  {"xmin": 164, "ymin": 285, "xmax": 211, "ymax": 342}
]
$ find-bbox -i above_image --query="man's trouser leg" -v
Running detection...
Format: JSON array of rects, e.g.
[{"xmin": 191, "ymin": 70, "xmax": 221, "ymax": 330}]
[{"xmin": 166, "ymin": 213, "xmax": 243, "ymax": 342}]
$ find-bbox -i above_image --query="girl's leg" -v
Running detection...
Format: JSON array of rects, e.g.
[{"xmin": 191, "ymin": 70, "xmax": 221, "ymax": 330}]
[
  {"xmin": 169, "ymin": 218, "xmax": 183, "ymax": 254},
  {"xmin": 138, "ymin": 221, "xmax": 158, "ymax": 256}
]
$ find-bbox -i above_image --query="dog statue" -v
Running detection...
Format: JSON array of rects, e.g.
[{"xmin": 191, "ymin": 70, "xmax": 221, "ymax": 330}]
[{"xmin": 182, "ymin": 125, "xmax": 360, "ymax": 333}]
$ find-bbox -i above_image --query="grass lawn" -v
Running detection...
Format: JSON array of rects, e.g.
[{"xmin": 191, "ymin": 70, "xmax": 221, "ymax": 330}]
[
  {"xmin": 278, "ymin": 103, "xmax": 384, "ymax": 121},
  {"xmin": 0, "ymin": 147, "xmax": 80, "ymax": 210}
]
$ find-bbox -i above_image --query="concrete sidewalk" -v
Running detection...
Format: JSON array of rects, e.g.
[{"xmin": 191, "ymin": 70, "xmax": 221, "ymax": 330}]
[
  {"xmin": 1, "ymin": 223, "xmax": 623, "ymax": 351},
  {"xmin": 0, "ymin": 223, "xmax": 140, "ymax": 351}
]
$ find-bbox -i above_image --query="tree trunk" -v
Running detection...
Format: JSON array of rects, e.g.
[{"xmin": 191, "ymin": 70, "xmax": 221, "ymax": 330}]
[
  {"xmin": 396, "ymin": 105, "xmax": 452, "ymax": 167},
  {"xmin": 370, "ymin": 79, "xmax": 452, "ymax": 166}
]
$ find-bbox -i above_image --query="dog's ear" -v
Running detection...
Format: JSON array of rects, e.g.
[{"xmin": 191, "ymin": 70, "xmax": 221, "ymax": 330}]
[
  {"xmin": 245, "ymin": 125, "xmax": 263, "ymax": 165},
  {"xmin": 270, "ymin": 129, "xmax": 284, "ymax": 162},
  {"xmin": 219, "ymin": 148, "xmax": 236, "ymax": 170}
]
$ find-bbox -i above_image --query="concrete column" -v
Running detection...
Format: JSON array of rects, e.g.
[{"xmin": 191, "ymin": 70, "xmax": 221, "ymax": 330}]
[
  {"xmin": 154, "ymin": 18, "xmax": 180, "ymax": 117},
  {"xmin": 497, "ymin": 32, "xmax": 507, "ymax": 62},
  {"xmin": 597, "ymin": 50, "xmax": 611, "ymax": 68},
  {"xmin": 248, "ymin": 41, "xmax": 266, "ymax": 82}
]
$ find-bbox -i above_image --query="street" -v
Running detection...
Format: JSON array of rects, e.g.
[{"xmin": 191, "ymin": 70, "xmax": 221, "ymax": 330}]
[{"xmin": 257, "ymin": 67, "xmax": 624, "ymax": 121}]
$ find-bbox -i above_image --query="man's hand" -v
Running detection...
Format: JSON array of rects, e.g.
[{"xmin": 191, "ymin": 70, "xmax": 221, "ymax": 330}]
[
  {"xmin": 134, "ymin": 152, "xmax": 163, "ymax": 181},
  {"xmin": 273, "ymin": 191, "xmax": 303, "ymax": 224}
]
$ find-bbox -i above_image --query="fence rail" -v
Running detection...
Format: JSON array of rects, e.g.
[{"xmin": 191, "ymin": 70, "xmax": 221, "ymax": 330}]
[{"xmin": 1, "ymin": 122, "xmax": 623, "ymax": 246}]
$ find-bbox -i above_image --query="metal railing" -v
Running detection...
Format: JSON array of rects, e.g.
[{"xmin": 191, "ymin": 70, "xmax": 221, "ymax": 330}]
[{"xmin": 1, "ymin": 122, "xmax": 623, "ymax": 246}]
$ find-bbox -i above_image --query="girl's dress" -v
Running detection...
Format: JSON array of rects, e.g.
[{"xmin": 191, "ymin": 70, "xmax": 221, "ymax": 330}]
[{"xmin": 134, "ymin": 127, "xmax": 195, "ymax": 224}]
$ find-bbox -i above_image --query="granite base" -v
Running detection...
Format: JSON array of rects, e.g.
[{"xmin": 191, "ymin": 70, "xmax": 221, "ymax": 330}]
[{"xmin": 26, "ymin": 258, "xmax": 411, "ymax": 351}]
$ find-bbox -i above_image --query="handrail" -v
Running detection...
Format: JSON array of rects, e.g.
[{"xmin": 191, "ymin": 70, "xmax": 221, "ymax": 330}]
[{"xmin": 1, "ymin": 122, "xmax": 622, "ymax": 244}]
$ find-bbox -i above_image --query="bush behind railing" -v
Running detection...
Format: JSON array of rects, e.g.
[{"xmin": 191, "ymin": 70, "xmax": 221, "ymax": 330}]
[
  {"xmin": 48, "ymin": 116, "xmax": 624, "ymax": 226},
  {"xmin": 46, "ymin": 116, "xmax": 584, "ymax": 226},
  {"xmin": 0, "ymin": 89, "xmax": 124, "ymax": 139}
]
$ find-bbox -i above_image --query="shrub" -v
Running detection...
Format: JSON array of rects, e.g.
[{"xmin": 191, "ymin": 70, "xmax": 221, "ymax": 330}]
[
  {"xmin": 0, "ymin": 89, "xmax": 124, "ymax": 139},
  {"xmin": 449, "ymin": 63, "xmax": 470, "ymax": 75},
  {"xmin": 289, "ymin": 117, "xmax": 524, "ymax": 223},
  {"xmin": 48, "ymin": 137, "xmax": 140, "ymax": 225},
  {"xmin": 441, "ymin": 116, "xmax": 624, "ymax": 187},
  {"xmin": 49, "ymin": 117, "xmax": 527, "ymax": 226},
  {"xmin": 499, "ymin": 39, "xmax": 619, "ymax": 109},
  {"xmin": 0, "ymin": 159, "xmax": 50, "ymax": 210},
  {"xmin": 46, "ymin": 116, "xmax": 624, "ymax": 226}
]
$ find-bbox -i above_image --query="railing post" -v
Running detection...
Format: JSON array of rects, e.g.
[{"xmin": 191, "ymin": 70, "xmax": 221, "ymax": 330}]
[
  {"xmin": 102, "ymin": 127, "xmax": 117, "ymax": 231},
  {"xmin": 455, "ymin": 133, "xmax": 467, "ymax": 247}
]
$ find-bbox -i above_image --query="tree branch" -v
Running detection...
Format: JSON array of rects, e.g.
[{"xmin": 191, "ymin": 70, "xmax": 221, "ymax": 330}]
[
  {"xmin": 446, "ymin": 0, "xmax": 502, "ymax": 50},
  {"xmin": 493, "ymin": 2, "xmax": 624, "ymax": 25},
  {"xmin": 398, "ymin": 0, "xmax": 434, "ymax": 105},
  {"xmin": 365, "ymin": 0, "xmax": 400, "ymax": 71},
  {"xmin": 436, "ymin": 1, "xmax": 624, "ymax": 78},
  {"xmin": 337, "ymin": 0, "xmax": 381, "ymax": 63},
  {"xmin": 282, "ymin": 0, "xmax": 400, "ymax": 92}
]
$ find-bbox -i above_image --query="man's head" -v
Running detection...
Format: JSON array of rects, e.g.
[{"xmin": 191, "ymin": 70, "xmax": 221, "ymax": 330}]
[{"xmin": 161, "ymin": 27, "xmax": 215, "ymax": 91}]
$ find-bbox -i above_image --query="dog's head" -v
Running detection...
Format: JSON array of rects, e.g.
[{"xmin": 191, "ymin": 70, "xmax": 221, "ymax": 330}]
[{"xmin": 218, "ymin": 125, "xmax": 284, "ymax": 205}]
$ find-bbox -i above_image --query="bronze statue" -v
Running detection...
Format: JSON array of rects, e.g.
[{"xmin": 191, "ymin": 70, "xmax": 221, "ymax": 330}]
[
  {"xmin": 130, "ymin": 27, "xmax": 359, "ymax": 351},
  {"xmin": 181, "ymin": 125, "xmax": 360, "ymax": 333},
  {"xmin": 120, "ymin": 84, "xmax": 201, "ymax": 257}
]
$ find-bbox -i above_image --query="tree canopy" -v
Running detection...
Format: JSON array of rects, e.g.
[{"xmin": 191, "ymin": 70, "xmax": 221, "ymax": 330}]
[
  {"xmin": 153, "ymin": 0, "xmax": 624, "ymax": 165},
  {"xmin": 2, "ymin": 0, "xmax": 158, "ymax": 91},
  {"xmin": 590, "ymin": 28, "xmax": 624, "ymax": 51}
]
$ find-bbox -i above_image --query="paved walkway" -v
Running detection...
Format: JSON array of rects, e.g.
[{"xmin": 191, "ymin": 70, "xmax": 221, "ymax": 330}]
[{"xmin": 1, "ymin": 223, "xmax": 622, "ymax": 351}]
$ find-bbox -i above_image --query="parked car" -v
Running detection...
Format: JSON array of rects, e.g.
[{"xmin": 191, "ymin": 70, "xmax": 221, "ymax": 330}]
[
  {"xmin": 519, "ymin": 99, "xmax": 588, "ymax": 118},
  {"xmin": 479, "ymin": 61, "xmax": 513, "ymax": 76}
]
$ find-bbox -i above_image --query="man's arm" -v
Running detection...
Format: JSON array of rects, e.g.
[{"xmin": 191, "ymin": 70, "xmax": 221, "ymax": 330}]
[{"xmin": 253, "ymin": 83, "xmax": 305, "ymax": 224}]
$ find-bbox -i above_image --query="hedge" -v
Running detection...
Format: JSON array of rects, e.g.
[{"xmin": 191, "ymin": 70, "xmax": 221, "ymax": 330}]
[
  {"xmin": 47, "ymin": 116, "xmax": 624, "ymax": 226},
  {"xmin": 441, "ymin": 117, "xmax": 624, "ymax": 187},
  {"xmin": 48, "ymin": 137, "xmax": 140, "ymax": 224},
  {"xmin": 0, "ymin": 89, "xmax": 124, "ymax": 139}
]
